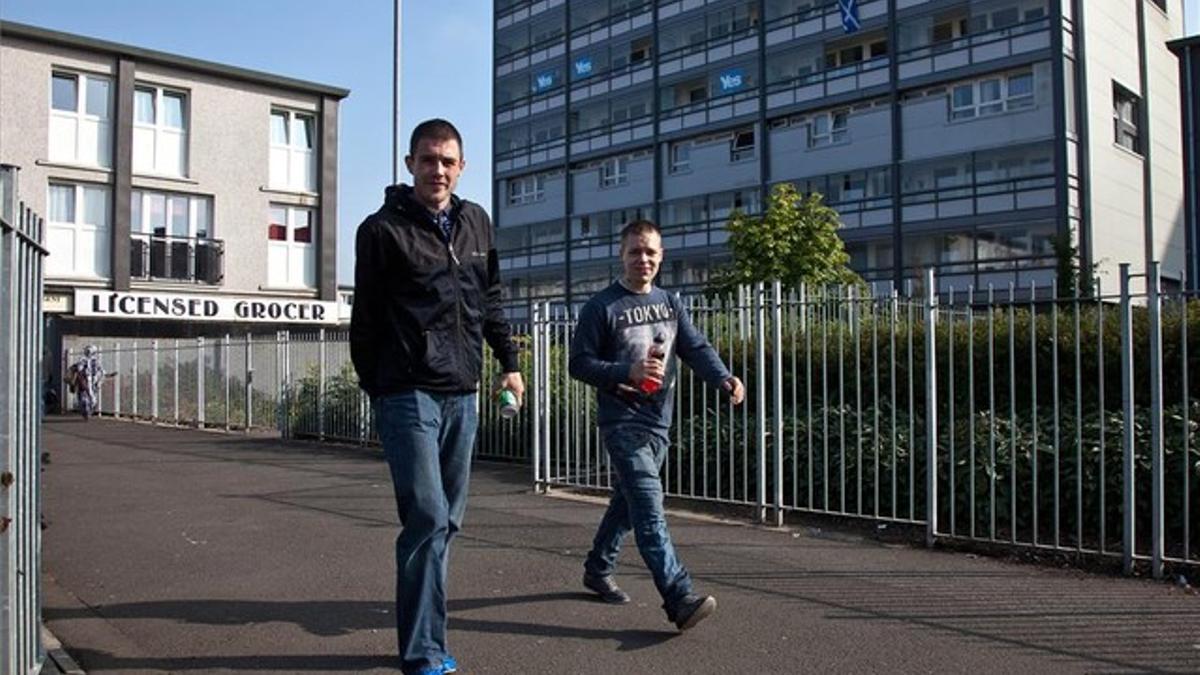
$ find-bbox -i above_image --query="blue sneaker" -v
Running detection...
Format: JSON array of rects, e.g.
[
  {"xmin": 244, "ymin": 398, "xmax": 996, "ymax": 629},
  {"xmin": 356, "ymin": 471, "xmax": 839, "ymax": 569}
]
[{"xmin": 441, "ymin": 655, "xmax": 458, "ymax": 674}]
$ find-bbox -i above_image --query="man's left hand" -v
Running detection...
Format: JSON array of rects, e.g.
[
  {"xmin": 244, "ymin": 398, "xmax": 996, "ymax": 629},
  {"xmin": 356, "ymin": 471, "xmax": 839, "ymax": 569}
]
[
  {"xmin": 495, "ymin": 371, "xmax": 526, "ymax": 406},
  {"xmin": 723, "ymin": 376, "xmax": 745, "ymax": 405}
]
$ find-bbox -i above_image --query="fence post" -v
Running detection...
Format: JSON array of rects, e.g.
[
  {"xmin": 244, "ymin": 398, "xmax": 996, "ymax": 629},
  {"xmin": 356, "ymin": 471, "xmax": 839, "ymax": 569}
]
[
  {"xmin": 150, "ymin": 339, "xmax": 159, "ymax": 423},
  {"xmin": 196, "ymin": 337, "xmax": 205, "ymax": 427},
  {"xmin": 173, "ymin": 338, "xmax": 180, "ymax": 424},
  {"xmin": 532, "ymin": 302, "xmax": 542, "ymax": 492},
  {"xmin": 772, "ymin": 280, "xmax": 784, "ymax": 527},
  {"xmin": 223, "ymin": 335, "xmax": 231, "ymax": 431},
  {"xmin": 113, "ymin": 344, "xmax": 121, "ymax": 416},
  {"xmin": 1147, "ymin": 262, "xmax": 1165, "ymax": 580},
  {"xmin": 755, "ymin": 282, "xmax": 767, "ymax": 523},
  {"xmin": 245, "ymin": 333, "xmax": 253, "ymax": 430},
  {"xmin": 63, "ymin": 347, "xmax": 73, "ymax": 413},
  {"xmin": 542, "ymin": 301, "xmax": 552, "ymax": 492},
  {"xmin": 925, "ymin": 268, "xmax": 938, "ymax": 548},
  {"xmin": 318, "ymin": 328, "xmax": 327, "ymax": 441},
  {"xmin": 1120, "ymin": 263, "xmax": 1135, "ymax": 575},
  {"xmin": 131, "ymin": 341, "xmax": 139, "ymax": 418}
]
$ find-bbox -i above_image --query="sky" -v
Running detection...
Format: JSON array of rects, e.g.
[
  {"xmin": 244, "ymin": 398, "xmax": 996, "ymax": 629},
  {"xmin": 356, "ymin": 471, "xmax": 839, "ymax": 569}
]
[
  {"xmin": 1, "ymin": 1, "xmax": 1197, "ymax": 284},
  {"xmin": 0, "ymin": 0, "xmax": 493, "ymax": 285}
]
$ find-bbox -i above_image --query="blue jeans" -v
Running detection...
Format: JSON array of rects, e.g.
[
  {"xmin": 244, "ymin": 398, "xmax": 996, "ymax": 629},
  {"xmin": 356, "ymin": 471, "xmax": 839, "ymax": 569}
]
[
  {"xmin": 584, "ymin": 427, "xmax": 693, "ymax": 615},
  {"xmin": 374, "ymin": 389, "xmax": 478, "ymax": 675}
]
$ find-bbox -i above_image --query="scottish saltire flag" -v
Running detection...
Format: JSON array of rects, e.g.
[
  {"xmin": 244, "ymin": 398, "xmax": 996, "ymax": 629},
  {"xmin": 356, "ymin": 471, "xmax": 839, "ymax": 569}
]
[{"xmin": 838, "ymin": 0, "xmax": 861, "ymax": 33}]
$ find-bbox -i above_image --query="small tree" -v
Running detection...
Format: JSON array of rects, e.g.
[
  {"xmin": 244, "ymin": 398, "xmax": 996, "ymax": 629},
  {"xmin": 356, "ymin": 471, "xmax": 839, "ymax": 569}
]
[
  {"xmin": 1052, "ymin": 232, "xmax": 1096, "ymax": 297},
  {"xmin": 710, "ymin": 182, "xmax": 860, "ymax": 294}
]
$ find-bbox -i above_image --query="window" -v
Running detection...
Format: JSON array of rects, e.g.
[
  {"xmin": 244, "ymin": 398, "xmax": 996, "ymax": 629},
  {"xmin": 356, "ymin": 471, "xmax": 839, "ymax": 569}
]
[
  {"xmin": 670, "ymin": 141, "xmax": 691, "ymax": 173},
  {"xmin": 269, "ymin": 109, "xmax": 318, "ymax": 192},
  {"xmin": 49, "ymin": 72, "xmax": 112, "ymax": 167},
  {"xmin": 267, "ymin": 204, "xmax": 316, "ymax": 288},
  {"xmin": 808, "ymin": 110, "xmax": 849, "ymax": 147},
  {"xmin": 1113, "ymin": 83, "xmax": 1140, "ymax": 154},
  {"xmin": 132, "ymin": 85, "xmax": 188, "ymax": 176},
  {"xmin": 949, "ymin": 70, "xmax": 1036, "ymax": 120},
  {"xmin": 600, "ymin": 156, "xmax": 629, "ymax": 187},
  {"xmin": 507, "ymin": 174, "xmax": 545, "ymax": 205},
  {"xmin": 46, "ymin": 183, "xmax": 111, "ymax": 279},
  {"xmin": 731, "ymin": 129, "xmax": 756, "ymax": 160},
  {"xmin": 130, "ymin": 190, "xmax": 212, "ymax": 239}
]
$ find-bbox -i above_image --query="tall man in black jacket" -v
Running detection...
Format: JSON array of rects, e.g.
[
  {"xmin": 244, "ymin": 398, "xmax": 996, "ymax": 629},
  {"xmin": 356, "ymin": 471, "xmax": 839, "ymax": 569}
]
[{"xmin": 351, "ymin": 119, "xmax": 524, "ymax": 675}]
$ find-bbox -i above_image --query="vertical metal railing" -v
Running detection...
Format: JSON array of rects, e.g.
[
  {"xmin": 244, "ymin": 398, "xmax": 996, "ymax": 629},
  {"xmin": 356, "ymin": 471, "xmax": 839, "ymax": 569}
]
[
  {"xmin": 55, "ymin": 265, "xmax": 1200, "ymax": 574},
  {"xmin": 1, "ymin": 164, "xmax": 47, "ymax": 674}
]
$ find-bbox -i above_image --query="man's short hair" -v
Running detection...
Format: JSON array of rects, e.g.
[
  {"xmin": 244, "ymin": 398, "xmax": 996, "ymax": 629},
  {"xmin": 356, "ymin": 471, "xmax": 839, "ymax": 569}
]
[
  {"xmin": 409, "ymin": 119, "xmax": 464, "ymax": 157},
  {"xmin": 618, "ymin": 219, "xmax": 662, "ymax": 252}
]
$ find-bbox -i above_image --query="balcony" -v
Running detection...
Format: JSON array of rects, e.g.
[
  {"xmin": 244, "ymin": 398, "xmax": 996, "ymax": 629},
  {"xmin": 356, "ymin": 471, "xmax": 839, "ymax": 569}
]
[
  {"xmin": 766, "ymin": 55, "xmax": 890, "ymax": 110},
  {"xmin": 765, "ymin": 0, "xmax": 887, "ymax": 46},
  {"xmin": 130, "ymin": 234, "xmax": 224, "ymax": 284},
  {"xmin": 569, "ymin": 1, "xmax": 653, "ymax": 52},
  {"xmin": 897, "ymin": 16, "xmax": 1051, "ymax": 82},
  {"xmin": 496, "ymin": 0, "xmax": 566, "ymax": 30}
]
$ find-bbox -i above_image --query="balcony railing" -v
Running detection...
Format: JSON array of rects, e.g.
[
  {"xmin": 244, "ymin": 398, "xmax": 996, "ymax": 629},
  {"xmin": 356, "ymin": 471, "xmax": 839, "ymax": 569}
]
[{"xmin": 130, "ymin": 234, "xmax": 224, "ymax": 284}]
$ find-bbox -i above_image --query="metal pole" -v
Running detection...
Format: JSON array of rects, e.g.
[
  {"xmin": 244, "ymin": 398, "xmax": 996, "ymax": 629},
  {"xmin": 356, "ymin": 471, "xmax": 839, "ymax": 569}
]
[
  {"xmin": 319, "ymin": 328, "xmax": 327, "ymax": 441},
  {"xmin": 151, "ymin": 339, "xmax": 159, "ymax": 423},
  {"xmin": 114, "ymin": 344, "xmax": 121, "ymax": 416},
  {"xmin": 197, "ymin": 337, "xmax": 205, "ymax": 427},
  {"xmin": 223, "ymin": 335, "xmax": 231, "ymax": 431},
  {"xmin": 245, "ymin": 333, "xmax": 253, "ymax": 430},
  {"xmin": 393, "ymin": 0, "xmax": 403, "ymax": 185},
  {"xmin": 532, "ymin": 303, "xmax": 542, "ymax": 491},
  {"xmin": 755, "ymin": 282, "xmax": 767, "ymax": 524},
  {"xmin": 173, "ymin": 339, "xmax": 180, "ymax": 424},
  {"xmin": 131, "ymin": 343, "xmax": 139, "ymax": 418},
  {"xmin": 1148, "ymin": 262, "xmax": 1164, "ymax": 579},
  {"xmin": 924, "ymin": 269, "xmax": 938, "ymax": 547},
  {"xmin": 772, "ymin": 280, "xmax": 784, "ymax": 527},
  {"xmin": 1120, "ymin": 264, "xmax": 1135, "ymax": 574}
]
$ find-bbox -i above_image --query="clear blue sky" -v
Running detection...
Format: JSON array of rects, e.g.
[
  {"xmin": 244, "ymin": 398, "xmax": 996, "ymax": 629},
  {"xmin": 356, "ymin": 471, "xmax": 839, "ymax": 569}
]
[
  {"xmin": 2, "ymin": 2, "xmax": 1197, "ymax": 283},
  {"xmin": 0, "ymin": 0, "xmax": 492, "ymax": 286}
]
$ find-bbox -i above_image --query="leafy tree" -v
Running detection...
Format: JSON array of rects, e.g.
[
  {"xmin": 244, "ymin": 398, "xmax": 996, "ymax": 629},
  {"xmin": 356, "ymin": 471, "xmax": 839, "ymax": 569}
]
[{"xmin": 709, "ymin": 182, "xmax": 860, "ymax": 294}]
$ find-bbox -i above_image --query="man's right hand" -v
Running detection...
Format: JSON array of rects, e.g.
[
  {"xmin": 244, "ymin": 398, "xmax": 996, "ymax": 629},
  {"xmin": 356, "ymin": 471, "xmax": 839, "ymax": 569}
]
[{"xmin": 629, "ymin": 358, "xmax": 665, "ymax": 388}]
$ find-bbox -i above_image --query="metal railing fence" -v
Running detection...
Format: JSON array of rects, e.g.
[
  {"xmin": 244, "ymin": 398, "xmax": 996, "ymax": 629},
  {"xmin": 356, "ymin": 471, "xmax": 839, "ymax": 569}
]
[
  {"xmin": 1, "ymin": 164, "xmax": 47, "ymax": 674},
  {"xmin": 69, "ymin": 263, "xmax": 1198, "ymax": 577},
  {"xmin": 64, "ymin": 328, "xmax": 534, "ymax": 463},
  {"xmin": 529, "ymin": 266, "xmax": 1198, "ymax": 578}
]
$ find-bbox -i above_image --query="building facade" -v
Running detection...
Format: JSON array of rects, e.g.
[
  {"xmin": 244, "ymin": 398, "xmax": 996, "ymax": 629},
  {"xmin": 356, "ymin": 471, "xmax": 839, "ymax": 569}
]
[
  {"xmin": 1170, "ymin": 32, "xmax": 1200, "ymax": 288},
  {"xmin": 492, "ymin": 0, "xmax": 1186, "ymax": 311},
  {"xmin": 0, "ymin": 21, "xmax": 348, "ymax": 382}
]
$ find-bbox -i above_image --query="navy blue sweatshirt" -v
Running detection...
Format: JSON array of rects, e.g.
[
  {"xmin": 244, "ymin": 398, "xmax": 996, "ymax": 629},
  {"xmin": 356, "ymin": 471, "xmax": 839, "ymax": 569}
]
[{"xmin": 568, "ymin": 282, "xmax": 732, "ymax": 440}]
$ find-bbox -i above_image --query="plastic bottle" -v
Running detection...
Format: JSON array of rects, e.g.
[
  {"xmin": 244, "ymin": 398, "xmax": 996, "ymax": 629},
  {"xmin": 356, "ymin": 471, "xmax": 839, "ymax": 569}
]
[{"xmin": 639, "ymin": 334, "xmax": 667, "ymax": 394}]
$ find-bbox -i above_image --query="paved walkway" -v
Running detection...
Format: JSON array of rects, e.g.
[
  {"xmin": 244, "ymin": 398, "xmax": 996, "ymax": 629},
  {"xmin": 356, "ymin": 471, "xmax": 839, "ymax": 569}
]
[{"xmin": 40, "ymin": 417, "xmax": 1200, "ymax": 674}]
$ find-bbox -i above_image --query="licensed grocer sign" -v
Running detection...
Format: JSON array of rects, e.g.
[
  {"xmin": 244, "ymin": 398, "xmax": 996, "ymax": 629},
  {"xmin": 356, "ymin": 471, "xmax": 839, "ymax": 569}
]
[{"xmin": 74, "ymin": 289, "xmax": 338, "ymax": 324}]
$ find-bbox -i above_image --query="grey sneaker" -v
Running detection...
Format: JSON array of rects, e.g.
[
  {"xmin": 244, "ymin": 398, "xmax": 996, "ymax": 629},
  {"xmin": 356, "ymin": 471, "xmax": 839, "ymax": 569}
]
[
  {"xmin": 671, "ymin": 594, "xmax": 716, "ymax": 630},
  {"xmin": 583, "ymin": 573, "xmax": 630, "ymax": 604}
]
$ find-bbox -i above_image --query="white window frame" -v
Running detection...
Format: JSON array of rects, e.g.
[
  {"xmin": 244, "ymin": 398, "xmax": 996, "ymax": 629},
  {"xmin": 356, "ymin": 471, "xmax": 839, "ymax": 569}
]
[
  {"xmin": 507, "ymin": 175, "xmax": 546, "ymax": 205},
  {"xmin": 808, "ymin": 110, "xmax": 849, "ymax": 148},
  {"xmin": 45, "ymin": 182, "xmax": 111, "ymax": 280},
  {"xmin": 49, "ymin": 71, "xmax": 112, "ymax": 168},
  {"xmin": 267, "ymin": 204, "xmax": 317, "ymax": 289},
  {"xmin": 1113, "ymin": 84, "xmax": 1141, "ymax": 154},
  {"xmin": 133, "ymin": 84, "xmax": 189, "ymax": 177},
  {"xmin": 949, "ymin": 69, "xmax": 1036, "ymax": 121},
  {"xmin": 130, "ymin": 189, "xmax": 213, "ymax": 240},
  {"xmin": 731, "ymin": 129, "xmax": 756, "ymax": 161},
  {"xmin": 599, "ymin": 156, "xmax": 630, "ymax": 187},
  {"xmin": 269, "ymin": 109, "xmax": 318, "ymax": 192},
  {"xmin": 669, "ymin": 141, "xmax": 692, "ymax": 173}
]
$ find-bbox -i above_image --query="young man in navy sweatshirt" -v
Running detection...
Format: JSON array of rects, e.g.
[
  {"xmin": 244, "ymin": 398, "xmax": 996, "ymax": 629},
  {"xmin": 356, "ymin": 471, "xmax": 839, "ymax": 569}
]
[{"xmin": 568, "ymin": 219, "xmax": 745, "ymax": 630}]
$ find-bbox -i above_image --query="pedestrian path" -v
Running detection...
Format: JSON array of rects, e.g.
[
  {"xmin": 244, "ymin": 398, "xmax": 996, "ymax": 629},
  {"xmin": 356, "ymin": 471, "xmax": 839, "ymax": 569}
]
[{"xmin": 40, "ymin": 418, "xmax": 1200, "ymax": 674}]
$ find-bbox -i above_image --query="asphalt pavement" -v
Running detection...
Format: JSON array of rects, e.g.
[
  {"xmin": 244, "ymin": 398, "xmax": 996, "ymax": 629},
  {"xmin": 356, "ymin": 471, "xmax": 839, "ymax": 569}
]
[{"xmin": 39, "ymin": 417, "xmax": 1200, "ymax": 674}]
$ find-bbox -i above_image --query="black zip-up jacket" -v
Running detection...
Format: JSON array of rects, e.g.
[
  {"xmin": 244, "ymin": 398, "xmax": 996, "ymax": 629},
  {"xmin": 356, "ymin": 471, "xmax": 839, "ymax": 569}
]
[{"xmin": 350, "ymin": 185, "xmax": 519, "ymax": 397}]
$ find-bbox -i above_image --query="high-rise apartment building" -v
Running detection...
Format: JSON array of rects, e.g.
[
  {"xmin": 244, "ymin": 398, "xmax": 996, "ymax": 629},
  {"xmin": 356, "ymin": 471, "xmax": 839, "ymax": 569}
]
[{"xmin": 492, "ymin": 0, "xmax": 1186, "ymax": 311}]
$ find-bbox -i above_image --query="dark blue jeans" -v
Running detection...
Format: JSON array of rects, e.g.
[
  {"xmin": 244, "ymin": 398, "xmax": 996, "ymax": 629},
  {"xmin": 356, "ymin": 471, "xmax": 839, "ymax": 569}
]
[
  {"xmin": 584, "ymin": 427, "xmax": 693, "ymax": 615},
  {"xmin": 374, "ymin": 390, "xmax": 477, "ymax": 675}
]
